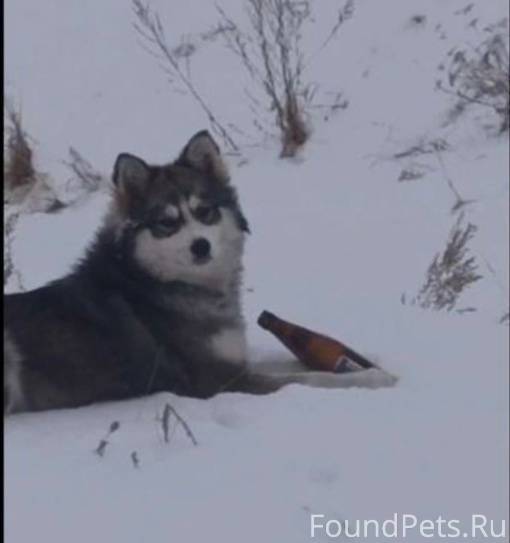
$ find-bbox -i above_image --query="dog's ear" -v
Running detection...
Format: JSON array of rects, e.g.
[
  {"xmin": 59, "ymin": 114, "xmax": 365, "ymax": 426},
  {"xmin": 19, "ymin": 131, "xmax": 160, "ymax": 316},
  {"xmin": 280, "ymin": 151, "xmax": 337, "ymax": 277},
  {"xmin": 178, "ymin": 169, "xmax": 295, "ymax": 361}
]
[
  {"xmin": 177, "ymin": 130, "xmax": 230, "ymax": 184},
  {"xmin": 112, "ymin": 153, "xmax": 151, "ymax": 196},
  {"xmin": 235, "ymin": 210, "xmax": 250, "ymax": 233}
]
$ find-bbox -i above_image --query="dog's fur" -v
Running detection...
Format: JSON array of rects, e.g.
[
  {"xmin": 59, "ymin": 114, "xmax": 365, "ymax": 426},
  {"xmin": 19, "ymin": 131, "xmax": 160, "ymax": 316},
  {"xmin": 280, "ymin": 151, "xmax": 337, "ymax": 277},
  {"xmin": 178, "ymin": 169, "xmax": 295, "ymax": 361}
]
[{"xmin": 4, "ymin": 131, "xmax": 395, "ymax": 414}]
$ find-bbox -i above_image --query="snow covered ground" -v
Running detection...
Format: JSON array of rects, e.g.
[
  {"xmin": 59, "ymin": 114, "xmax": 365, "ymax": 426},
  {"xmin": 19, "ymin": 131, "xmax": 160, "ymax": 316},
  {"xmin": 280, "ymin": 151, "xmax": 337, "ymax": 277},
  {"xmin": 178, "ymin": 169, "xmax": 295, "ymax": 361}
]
[{"xmin": 4, "ymin": 1, "xmax": 509, "ymax": 542}]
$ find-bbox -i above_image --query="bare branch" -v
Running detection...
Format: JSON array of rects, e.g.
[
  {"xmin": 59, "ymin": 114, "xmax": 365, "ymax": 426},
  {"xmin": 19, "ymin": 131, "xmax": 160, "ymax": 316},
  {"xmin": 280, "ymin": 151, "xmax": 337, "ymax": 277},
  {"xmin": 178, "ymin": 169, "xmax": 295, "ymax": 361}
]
[
  {"xmin": 132, "ymin": 0, "xmax": 239, "ymax": 152},
  {"xmin": 303, "ymin": 0, "xmax": 355, "ymax": 69},
  {"xmin": 93, "ymin": 420, "xmax": 121, "ymax": 458},
  {"xmin": 217, "ymin": 0, "xmax": 323, "ymax": 156},
  {"xmin": 159, "ymin": 403, "xmax": 198, "ymax": 446},
  {"xmin": 63, "ymin": 147, "xmax": 103, "ymax": 192},
  {"xmin": 94, "ymin": 440, "xmax": 109, "ymax": 457}
]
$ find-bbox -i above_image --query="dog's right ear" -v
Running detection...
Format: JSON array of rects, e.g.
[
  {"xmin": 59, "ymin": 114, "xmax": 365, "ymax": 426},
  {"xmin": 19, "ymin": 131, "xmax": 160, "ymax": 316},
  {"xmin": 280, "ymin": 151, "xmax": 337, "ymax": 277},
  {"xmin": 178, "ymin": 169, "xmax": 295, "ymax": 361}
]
[
  {"xmin": 112, "ymin": 153, "xmax": 151, "ymax": 196},
  {"xmin": 177, "ymin": 131, "xmax": 230, "ymax": 184}
]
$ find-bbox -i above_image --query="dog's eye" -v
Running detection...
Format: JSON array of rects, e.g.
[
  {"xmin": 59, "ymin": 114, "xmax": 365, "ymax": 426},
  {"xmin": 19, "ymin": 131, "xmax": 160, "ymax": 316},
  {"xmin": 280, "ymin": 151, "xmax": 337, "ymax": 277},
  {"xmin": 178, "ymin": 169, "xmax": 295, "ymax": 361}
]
[
  {"xmin": 195, "ymin": 205, "xmax": 220, "ymax": 225},
  {"xmin": 151, "ymin": 217, "xmax": 181, "ymax": 237}
]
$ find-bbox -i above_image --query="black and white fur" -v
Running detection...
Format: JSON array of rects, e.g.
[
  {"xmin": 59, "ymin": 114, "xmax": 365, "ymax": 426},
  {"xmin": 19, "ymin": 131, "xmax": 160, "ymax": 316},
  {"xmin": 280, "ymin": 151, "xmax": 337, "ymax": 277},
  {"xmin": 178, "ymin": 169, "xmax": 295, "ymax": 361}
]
[{"xmin": 4, "ymin": 131, "xmax": 395, "ymax": 414}]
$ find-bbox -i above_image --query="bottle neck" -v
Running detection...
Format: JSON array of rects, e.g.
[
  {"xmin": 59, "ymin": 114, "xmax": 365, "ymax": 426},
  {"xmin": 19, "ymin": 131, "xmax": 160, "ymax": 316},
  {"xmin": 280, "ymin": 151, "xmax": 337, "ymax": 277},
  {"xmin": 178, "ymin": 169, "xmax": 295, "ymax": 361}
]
[
  {"xmin": 257, "ymin": 311, "xmax": 282, "ymax": 332},
  {"xmin": 258, "ymin": 311, "xmax": 308, "ymax": 348}
]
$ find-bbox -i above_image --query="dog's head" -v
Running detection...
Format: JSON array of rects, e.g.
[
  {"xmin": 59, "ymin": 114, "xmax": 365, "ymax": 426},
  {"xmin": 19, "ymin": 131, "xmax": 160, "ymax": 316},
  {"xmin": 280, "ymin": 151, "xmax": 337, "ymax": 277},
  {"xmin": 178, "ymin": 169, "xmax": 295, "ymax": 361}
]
[{"xmin": 109, "ymin": 131, "xmax": 249, "ymax": 290}]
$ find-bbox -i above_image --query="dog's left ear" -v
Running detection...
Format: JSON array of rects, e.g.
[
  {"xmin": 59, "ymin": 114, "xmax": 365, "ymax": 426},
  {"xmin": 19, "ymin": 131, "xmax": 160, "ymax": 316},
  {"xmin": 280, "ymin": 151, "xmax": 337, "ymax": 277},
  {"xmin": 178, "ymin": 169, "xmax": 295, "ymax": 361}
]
[{"xmin": 178, "ymin": 130, "xmax": 230, "ymax": 184}]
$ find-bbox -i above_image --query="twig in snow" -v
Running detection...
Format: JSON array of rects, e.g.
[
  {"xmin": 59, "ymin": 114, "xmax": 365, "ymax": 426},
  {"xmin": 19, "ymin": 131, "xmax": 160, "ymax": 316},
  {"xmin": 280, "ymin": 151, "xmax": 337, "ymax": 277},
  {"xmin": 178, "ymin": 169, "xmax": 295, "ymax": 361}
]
[
  {"xmin": 95, "ymin": 439, "xmax": 109, "ymax": 458},
  {"xmin": 433, "ymin": 146, "xmax": 475, "ymax": 213},
  {"xmin": 131, "ymin": 451, "xmax": 140, "ymax": 469},
  {"xmin": 158, "ymin": 403, "xmax": 198, "ymax": 446},
  {"xmin": 93, "ymin": 420, "xmax": 121, "ymax": 457},
  {"xmin": 303, "ymin": 0, "xmax": 355, "ymax": 68},
  {"xmin": 109, "ymin": 421, "xmax": 120, "ymax": 434},
  {"xmin": 63, "ymin": 147, "xmax": 103, "ymax": 193},
  {"xmin": 392, "ymin": 138, "xmax": 450, "ymax": 160}
]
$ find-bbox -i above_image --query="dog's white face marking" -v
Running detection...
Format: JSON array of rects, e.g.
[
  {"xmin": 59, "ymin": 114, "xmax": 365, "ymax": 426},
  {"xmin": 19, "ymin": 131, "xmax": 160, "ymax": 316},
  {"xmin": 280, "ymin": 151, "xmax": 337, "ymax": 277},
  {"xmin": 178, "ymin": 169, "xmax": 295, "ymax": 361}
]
[
  {"xmin": 164, "ymin": 204, "xmax": 180, "ymax": 220},
  {"xmin": 210, "ymin": 327, "xmax": 247, "ymax": 365},
  {"xmin": 134, "ymin": 200, "xmax": 244, "ymax": 290},
  {"xmin": 187, "ymin": 195, "xmax": 201, "ymax": 213},
  {"xmin": 4, "ymin": 329, "xmax": 25, "ymax": 414}
]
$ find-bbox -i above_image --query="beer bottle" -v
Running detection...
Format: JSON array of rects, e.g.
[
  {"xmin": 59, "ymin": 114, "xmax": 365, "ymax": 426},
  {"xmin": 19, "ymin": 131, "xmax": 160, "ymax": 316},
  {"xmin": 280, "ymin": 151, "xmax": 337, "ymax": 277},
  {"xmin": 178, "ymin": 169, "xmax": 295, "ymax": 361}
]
[{"xmin": 257, "ymin": 310, "xmax": 374, "ymax": 373}]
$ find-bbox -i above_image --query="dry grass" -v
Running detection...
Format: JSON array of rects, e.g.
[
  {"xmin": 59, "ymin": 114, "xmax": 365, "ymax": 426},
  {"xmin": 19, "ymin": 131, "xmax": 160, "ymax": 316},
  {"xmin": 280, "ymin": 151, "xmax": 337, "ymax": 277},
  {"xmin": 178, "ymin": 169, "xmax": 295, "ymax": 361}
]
[
  {"xmin": 64, "ymin": 147, "xmax": 103, "ymax": 193},
  {"xmin": 438, "ymin": 26, "xmax": 509, "ymax": 133},
  {"xmin": 132, "ymin": 0, "xmax": 239, "ymax": 153},
  {"xmin": 413, "ymin": 214, "xmax": 482, "ymax": 312},
  {"xmin": 4, "ymin": 105, "xmax": 36, "ymax": 196},
  {"xmin": 217, "ymin": 0, "xmax": 354, "ymax": 157}
]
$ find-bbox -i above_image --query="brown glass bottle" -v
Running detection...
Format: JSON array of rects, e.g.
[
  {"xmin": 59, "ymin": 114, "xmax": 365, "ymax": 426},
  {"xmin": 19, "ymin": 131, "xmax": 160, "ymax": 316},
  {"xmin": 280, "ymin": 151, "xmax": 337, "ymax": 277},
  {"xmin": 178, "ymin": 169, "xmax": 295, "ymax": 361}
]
[{"xmin": 257, "ymin": 311, "xmax": 374, "ymax": 373}]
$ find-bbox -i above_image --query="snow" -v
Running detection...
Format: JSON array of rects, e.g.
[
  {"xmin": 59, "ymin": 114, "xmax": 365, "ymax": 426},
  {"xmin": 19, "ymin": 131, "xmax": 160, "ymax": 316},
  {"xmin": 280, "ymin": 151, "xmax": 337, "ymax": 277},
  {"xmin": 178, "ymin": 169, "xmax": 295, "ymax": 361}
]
[{"xmin": 4, "ymin": 0, "xmax": 509, "ymax": 542}]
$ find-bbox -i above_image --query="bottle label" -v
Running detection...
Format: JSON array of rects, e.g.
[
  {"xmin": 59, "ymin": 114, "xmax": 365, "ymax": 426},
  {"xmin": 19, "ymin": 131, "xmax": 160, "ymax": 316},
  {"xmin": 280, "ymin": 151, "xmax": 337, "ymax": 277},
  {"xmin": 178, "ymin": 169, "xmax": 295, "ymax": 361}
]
[{"xmin": 333, "ymin": 355, "xmax": 364, "ymax": 373}]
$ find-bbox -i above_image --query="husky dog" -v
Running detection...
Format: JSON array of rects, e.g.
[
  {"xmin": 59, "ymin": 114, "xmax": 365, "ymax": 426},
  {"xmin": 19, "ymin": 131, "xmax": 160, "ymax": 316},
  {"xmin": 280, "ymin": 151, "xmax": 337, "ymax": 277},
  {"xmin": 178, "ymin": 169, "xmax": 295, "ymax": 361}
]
[{"xmin": 4, "ymin": 131, "xmax": 395, "ymax": 414}]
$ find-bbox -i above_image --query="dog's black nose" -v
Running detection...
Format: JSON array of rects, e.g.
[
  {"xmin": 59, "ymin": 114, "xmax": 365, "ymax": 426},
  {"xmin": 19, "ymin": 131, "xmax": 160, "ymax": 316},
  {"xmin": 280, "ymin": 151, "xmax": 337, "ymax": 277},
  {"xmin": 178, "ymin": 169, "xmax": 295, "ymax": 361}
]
[{"xmin": 190, "ymin": 238, "xmax": 211, "ymax": 259}]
